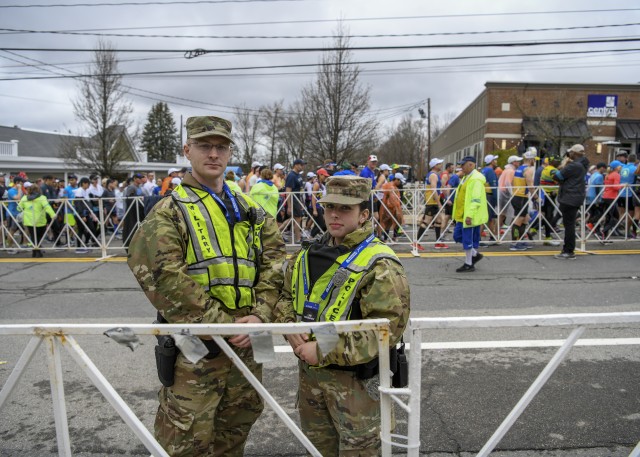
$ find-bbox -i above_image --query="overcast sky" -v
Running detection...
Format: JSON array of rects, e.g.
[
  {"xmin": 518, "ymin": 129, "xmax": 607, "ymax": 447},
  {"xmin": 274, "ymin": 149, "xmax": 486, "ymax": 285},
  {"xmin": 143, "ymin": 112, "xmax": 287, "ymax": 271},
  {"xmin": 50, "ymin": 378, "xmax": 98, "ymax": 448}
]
[{"xmin": 0, "ymin": 0, "xmax": 639, "ymax": 138}]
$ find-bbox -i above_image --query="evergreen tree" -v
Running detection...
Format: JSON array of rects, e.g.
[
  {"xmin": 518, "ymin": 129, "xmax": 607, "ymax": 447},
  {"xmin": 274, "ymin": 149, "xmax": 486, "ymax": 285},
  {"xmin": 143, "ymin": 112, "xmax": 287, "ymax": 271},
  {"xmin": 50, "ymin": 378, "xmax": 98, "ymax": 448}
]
[{"xmin": 141, "ymin": 102, "xmax": 180, "ymax": 162}]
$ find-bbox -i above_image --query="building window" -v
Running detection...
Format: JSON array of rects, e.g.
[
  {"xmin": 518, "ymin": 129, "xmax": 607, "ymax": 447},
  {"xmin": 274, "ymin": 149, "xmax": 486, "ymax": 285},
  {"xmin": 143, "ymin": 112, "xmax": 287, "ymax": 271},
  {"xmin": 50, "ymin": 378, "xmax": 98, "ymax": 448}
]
[{"xmin": 502, "ymin": 103, "xmax": 511, "ymax": 112}]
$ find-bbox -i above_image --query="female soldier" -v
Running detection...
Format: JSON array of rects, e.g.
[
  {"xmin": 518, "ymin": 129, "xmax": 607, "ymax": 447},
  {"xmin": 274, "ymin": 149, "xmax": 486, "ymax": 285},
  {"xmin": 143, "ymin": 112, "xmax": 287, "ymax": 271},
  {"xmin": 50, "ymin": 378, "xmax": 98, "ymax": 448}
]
[{"xmin": 274, "ymin": 175, "xmax": 410, "ymax": 456}]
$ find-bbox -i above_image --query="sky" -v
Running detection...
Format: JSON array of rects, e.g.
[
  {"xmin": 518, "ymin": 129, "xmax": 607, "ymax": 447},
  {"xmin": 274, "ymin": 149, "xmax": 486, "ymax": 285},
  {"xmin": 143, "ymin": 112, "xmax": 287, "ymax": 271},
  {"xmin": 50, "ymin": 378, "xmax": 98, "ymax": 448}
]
[{"xmin": 0, "ymin": 0, "xmax": 639, "ymax": 139}]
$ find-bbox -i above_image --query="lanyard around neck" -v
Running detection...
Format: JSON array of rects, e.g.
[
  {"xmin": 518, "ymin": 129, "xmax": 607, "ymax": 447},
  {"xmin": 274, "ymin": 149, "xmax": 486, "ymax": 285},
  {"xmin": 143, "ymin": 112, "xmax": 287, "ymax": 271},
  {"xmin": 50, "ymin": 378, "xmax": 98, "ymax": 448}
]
[
  {"xmin": 201, "ymin": 182, "xmax": 241, "ymax": 223},
  {"xmin": 301, "ymin": 233, "xmax": 376, "ymax": 299}
]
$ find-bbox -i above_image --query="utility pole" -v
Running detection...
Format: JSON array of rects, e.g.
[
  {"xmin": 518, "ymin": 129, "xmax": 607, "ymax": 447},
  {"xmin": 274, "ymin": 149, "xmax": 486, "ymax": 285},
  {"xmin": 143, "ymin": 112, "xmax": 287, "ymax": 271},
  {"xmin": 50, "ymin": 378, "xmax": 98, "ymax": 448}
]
[{"xmin": 418, "ymin": 98, "xmax": 431, "ymax": 182}]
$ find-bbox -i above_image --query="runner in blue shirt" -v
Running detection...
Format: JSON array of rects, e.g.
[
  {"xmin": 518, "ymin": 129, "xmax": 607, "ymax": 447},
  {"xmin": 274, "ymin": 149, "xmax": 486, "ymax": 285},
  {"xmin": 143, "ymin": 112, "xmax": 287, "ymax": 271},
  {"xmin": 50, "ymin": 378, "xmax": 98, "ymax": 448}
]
[
  {"xmin": 359, "ymin": 154, "xmax": 378, "ymax": 189},
  {"xmin": 617, "ymin": 153, "xmax": 639, "ymax": 236}
]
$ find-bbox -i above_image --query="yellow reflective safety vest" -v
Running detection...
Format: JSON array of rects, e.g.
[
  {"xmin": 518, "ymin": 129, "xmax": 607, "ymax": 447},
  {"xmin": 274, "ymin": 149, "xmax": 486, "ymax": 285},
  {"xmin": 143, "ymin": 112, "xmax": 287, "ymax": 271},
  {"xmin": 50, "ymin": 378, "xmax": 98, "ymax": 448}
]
[
  {"xmin": 291, "ymin": 239, "xmax": 399, "ymax": 322},
  {"xmin": 172, "ymin": 184, "xmax": 265, "ymax": 310}
]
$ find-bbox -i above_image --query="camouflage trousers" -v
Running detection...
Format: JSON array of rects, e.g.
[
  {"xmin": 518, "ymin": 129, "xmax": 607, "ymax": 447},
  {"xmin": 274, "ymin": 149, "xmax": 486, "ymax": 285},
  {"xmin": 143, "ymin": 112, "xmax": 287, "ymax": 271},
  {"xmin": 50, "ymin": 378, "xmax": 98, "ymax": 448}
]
[
  {"xmin": 298, "ymin": 360, "xmax": 392, "ymax": 457},
  {"xmin": 155, "ymin": 346, "xmax": 263, "ymax": 457}
]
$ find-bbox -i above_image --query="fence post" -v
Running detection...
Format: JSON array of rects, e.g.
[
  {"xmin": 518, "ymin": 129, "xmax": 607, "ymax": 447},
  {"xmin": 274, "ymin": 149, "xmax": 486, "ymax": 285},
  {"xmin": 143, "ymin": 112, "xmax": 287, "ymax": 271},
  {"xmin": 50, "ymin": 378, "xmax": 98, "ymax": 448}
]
[
  {"xmin": 406, "ymin": 326, "xmax": 423, "ymax": 457},
  {"xmin": 45, "ymin": 336, "xmax": 72, "ymax": 457},
  {"xmin": 98, "ymin": 198, "xmax": 107, "ymax": 258}
]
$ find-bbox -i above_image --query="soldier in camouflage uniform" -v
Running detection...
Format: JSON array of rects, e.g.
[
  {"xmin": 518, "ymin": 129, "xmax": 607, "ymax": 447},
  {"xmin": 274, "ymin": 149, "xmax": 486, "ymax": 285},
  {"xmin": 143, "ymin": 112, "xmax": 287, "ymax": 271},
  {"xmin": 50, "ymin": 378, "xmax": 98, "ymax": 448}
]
[
  {"xmin": 127, "ymin": 116, "xmax": 285, "ymax": 457},
  {"xmin": 273, "ymin": 176, "xmax": 410, "ymax": 456}
]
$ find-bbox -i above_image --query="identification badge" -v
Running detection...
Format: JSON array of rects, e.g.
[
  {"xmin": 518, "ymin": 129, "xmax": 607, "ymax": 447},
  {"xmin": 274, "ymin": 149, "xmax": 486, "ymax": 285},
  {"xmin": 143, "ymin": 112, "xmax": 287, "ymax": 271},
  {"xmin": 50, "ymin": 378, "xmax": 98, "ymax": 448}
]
[{"xmin": 302, "ymin": 301, "xmax": 320, "ymax": 322}]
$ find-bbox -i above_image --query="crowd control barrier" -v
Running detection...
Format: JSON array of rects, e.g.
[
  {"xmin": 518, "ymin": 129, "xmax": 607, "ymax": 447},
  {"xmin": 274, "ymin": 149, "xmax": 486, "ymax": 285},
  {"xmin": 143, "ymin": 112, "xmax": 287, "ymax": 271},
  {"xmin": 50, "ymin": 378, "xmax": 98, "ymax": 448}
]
[
  {"xmin": 404, "ymin": 311, "xmax": 640, "ymax": 457},
  {"xmin": 0, "ymin": 319, "xmax": 396, "ymax": 457},
  {"xmin": 1, "ymin": 184, "xmax": 639, "ymax": 254}
]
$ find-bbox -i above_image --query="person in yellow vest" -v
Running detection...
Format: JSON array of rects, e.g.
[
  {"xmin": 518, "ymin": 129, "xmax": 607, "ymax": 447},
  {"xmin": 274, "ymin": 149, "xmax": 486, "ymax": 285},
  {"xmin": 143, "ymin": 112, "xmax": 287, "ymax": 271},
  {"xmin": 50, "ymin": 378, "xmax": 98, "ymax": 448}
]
[
  {"xmin": 18, "ymin": 182, "xmax": 56, "ymax": 258},
  {"xmin": 274, "ymin": 175, "xmax": 410, "ymax": 456},
  {"xmin": 452, "ymin": 156, "xmax": 489, "ymax": 272},
  {"xmin": 249, "ymin": 167, "xmax": 279, "ymax": 217},
  {"xmin": 539, "ymin": 156, "xmax": 562, "ymax": 246},
  {"xmin": 127, "ymin": 116, "xmax": 286, "ymax": 457}
]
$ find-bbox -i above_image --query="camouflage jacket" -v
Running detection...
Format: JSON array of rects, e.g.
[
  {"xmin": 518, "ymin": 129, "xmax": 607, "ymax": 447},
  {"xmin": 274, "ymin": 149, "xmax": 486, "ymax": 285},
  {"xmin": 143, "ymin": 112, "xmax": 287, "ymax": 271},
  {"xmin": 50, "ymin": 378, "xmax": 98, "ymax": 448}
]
[
  {"xmin": 127, "ymin": 173, "xmax": 286, "ymax": 324},
  {"xmin": 274, "ymin": 221, "xmax": 410, "ymax": 366}
]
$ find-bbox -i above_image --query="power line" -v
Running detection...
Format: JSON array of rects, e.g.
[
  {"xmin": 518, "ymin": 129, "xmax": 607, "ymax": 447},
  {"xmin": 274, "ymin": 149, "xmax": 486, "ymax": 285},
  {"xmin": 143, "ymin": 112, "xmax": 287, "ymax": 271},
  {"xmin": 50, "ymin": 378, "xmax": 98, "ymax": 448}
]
[
  {"xmin": 4, "ymin": 37, "xmax": 640, "ymax": 56},
  {"xmin": 2, "ymin": 22, "xmax": 639, "ymax": 40},
  {"xmin": 3, "ymin": 47, "xmax": 638, "ymax": 81},
  {"xmin": 0, "ymin": 49, "xmax": 426, "ymax": 118},
  {"xmin": 0, "ymin": 0, "xmax": 313, "ymax": 8}
]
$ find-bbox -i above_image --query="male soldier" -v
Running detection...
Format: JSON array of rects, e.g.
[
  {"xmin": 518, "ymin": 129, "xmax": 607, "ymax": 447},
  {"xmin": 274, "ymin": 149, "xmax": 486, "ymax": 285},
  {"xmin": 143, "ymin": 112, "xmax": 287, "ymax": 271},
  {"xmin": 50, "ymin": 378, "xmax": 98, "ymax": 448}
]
[{"xmin": 127, "ymin": 116, "xmax": 285, "ymax": 457}]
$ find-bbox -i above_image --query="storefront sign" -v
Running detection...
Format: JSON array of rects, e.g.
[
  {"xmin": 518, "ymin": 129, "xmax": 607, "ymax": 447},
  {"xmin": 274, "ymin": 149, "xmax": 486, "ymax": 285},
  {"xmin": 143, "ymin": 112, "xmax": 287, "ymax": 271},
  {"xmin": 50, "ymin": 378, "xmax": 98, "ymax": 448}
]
[{"xmin": 587, "ymin": 94, "xmax": 618, "ymax": 118}]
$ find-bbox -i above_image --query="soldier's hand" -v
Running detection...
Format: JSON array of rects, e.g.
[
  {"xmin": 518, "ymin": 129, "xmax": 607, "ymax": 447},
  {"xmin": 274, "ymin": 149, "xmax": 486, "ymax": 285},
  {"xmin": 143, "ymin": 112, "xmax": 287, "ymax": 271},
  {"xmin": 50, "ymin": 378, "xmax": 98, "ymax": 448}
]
[
  {"xmin": 229, "ymin": 315, "xmax": 263, "ymax": 348},
  {"xmin": 285, "ymin": 333, "xmax": 308, "ymax": 350},
  {"xmin": 294, "ymin": 341, "xmax": 318, "ymax": 365}
]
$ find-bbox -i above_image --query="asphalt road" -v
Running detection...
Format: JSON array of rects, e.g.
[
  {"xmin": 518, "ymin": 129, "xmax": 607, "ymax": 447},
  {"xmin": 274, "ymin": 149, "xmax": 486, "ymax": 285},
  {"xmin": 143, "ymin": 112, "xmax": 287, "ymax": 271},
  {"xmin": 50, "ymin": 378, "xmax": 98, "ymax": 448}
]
[{"xmin": 0, "ymin": 250, "xmax": 639, "ymax": 456}]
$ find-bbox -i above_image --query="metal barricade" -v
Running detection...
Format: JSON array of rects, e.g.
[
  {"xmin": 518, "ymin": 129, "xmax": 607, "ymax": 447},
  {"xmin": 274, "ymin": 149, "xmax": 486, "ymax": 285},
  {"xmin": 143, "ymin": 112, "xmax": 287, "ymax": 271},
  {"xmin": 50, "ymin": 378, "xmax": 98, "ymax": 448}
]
[
  {"xmin": 1, "ymin": 185, "xmax": 639, "ymax": 253},
  {"xmin": 0, "ymin": 319, "xmax": 394, "ymax": 457},
  {"xmin": 403, "ymin": 312, "xmax": 640, "ymax": 457}
]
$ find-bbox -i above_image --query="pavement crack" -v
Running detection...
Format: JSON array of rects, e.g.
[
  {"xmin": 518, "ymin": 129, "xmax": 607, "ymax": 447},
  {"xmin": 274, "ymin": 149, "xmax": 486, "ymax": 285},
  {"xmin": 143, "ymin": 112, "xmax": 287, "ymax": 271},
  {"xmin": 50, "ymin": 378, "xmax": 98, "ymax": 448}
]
[
  {"xmin": 38, "ymin": 262, "xmax": 105, "ymax": 290},
  {"xmin": 424, "ymin": 379, "xmax": 463, "ymax": 455}
]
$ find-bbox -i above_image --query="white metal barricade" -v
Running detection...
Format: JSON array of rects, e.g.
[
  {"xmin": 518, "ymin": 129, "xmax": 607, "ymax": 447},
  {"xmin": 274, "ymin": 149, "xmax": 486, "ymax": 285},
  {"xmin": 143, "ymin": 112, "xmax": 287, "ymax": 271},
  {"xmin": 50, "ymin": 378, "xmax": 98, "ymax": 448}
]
[
  {"xmin": 404, "ymin": 312, "xmax": 640, "ymax": 457},
  {"xmin": 0, "ymin": 319, "xmax": 394, "ymax": 457}
]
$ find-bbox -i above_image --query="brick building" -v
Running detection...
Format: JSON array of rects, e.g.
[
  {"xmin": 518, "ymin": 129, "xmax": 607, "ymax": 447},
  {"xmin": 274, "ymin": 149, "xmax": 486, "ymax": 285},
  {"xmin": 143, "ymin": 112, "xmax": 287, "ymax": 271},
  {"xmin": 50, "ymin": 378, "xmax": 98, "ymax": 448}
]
[{"xmin": 431, "ymin": 82, "xmax": 640, "ymax": 166}]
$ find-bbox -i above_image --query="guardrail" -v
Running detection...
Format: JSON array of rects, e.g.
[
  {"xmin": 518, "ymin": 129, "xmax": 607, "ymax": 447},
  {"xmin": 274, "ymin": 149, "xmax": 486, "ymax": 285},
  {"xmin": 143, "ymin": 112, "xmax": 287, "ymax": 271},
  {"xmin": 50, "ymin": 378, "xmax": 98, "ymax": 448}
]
[
  {"xmin": 0, "ymin": 319, "xmax": 395, "ymax": 457},
  {"xmin": 1, "ymin": 184, "xmax": 639, "ymax": 255},
  {"xmin": 404, "ymin": 312, "xmax": 640, "ymax": 457}
]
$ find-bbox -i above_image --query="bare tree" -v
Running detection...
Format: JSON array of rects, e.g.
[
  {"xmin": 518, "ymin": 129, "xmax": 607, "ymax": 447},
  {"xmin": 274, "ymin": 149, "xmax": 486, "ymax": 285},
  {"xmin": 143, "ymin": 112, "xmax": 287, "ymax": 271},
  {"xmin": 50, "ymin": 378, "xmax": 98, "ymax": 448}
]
[
  {"xmin": 279, "ymin": 99, "xmax": 312, "ymax": 166},
  {"xmin": 514, "ymin": 91, "xmax": 592, "ymax": 156},
  {"xmin": 430, "ymin": 111, "xmax": 457, "ymax": 140},
  {"xmin": 379, "ymin": 115, "xmax": 422, "ymax": 166},
  {"xmin": 301, "ymin": 26, "xmax": 378, "ymax": 164},
  {"xmin": 232, "ymin": 104, "xmax": 262, "ymax": 168},
  {"xmin": 260, "ymin": 100, "xmax": 285, "ymax": 167},
  {"xmin": 62, "ymin": 40, "xmax": 134, "ymax": 177}
]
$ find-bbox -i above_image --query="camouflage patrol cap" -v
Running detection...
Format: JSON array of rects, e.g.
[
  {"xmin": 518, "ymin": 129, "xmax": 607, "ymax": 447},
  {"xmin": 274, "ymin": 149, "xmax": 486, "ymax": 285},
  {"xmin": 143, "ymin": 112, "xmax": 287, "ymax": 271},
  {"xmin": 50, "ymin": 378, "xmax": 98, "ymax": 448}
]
[
  {"xmin": 319, "ymin": 175, "xmax": 370, "ymax": 205},
  {"xmin": 186, "ymin": 116, "xmax": 235, "ymax": 143}
]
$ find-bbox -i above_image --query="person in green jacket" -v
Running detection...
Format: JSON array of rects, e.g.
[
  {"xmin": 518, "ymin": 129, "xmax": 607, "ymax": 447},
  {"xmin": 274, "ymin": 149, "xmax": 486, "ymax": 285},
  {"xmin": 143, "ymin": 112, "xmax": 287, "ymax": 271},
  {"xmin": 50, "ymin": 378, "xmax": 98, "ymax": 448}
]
[
  {"xmin": 452, "ymin": 156, "xmax": 489, "ymax": 272},
  {"xmin": 249, "ymin": 168, "xmax": 279, "ymax": 217},
  {"xmin": 18, "ymin": 182, "xmax": 56, "ymax": 258}
]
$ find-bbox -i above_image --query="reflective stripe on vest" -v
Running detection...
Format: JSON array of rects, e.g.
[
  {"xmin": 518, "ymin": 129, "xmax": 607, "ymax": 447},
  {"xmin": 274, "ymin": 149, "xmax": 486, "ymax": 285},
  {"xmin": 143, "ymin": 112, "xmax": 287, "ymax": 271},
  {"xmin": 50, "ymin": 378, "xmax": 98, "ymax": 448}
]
[
  {"xmin": 291, "ymin": 241, "xmax": 399, "ymax": 322},
  {"xmin": 172, "ymin": 184, "xmax": 265, "ymax": 309}
]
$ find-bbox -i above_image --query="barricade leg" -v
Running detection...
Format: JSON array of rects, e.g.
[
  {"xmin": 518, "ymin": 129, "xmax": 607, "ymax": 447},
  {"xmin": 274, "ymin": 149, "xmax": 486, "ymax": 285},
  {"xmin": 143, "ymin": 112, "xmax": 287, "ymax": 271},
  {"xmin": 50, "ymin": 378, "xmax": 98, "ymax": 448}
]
[
  {"xmin": 476, "ymin": 326, "xmax": 586, "ymax": 457},
  {"xmin": 629, "ymin": 440, "xmax": 640, "ymax": 457},
  {"xmin": 62, "ymin": 335, "xmax": 169, "ymax": 457},
  {"xmin": 407, "ymin": 327, "xmax": 423, "ymax": 457},
  {"xmin": 378, "ymin": 327, "xmax": 392, "ymax": 457},
  {"xmin": 0, "ymin": 336, "xmax": 42, "ymax": 411},
  {"xmin": 45, "ymin": 336, "xmax": 72, "ymax": 457},
  {"xmin": 212, "ymin": 335, "xmax": 322, "ymax": 457}
]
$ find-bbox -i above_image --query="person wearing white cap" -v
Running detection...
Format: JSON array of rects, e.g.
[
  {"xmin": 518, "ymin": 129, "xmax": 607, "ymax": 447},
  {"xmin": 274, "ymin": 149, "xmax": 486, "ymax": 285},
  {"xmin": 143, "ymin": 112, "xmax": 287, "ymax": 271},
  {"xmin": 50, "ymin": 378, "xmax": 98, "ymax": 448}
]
[
  {"xmin": 272, "ymin": 163, "xmax": 285, "ymax": 189},
  {"xmin": 373, "ymin": 164, "xmax": 393, "ymax": 236},
  {"xmin": 497, "ymin": 155, "xmax": 522, "ymax": 234},
  {"xmin": 415, "ymin": 158, "xmax": 448, "ymax": 250},
  {"xmin": 247, "ymin": 161, "xmax": 263, "ymax": 192},
  {"xmin": 359, "ymin": 154, "xmax": 378, "ymax": 189},
  {"xmin": 481, "ymin": 154, "xmax": 500, "ymax": 244},
  {"xmin": 509, "ymin": 149, "xmax": 536, "ymax": 251},
  {"xmin": 160, "ymin": 168, "xmax": 181, "ymax": 196}
]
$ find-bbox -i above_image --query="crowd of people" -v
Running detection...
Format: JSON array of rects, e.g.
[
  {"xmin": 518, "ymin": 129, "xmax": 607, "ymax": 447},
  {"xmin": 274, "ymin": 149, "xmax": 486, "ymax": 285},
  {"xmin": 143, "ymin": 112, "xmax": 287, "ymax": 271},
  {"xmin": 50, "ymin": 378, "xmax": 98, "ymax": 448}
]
[
  {"xmin": 411, "ymin": 145, "xmax": 640, "ymax": 262},
  {"xmin": 0, "ymin": 167, "xmax": 188, "ymax": 256},
  {"xmin": 2, "ymin": 144, "xmax": 639, "ymax": 258}
]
